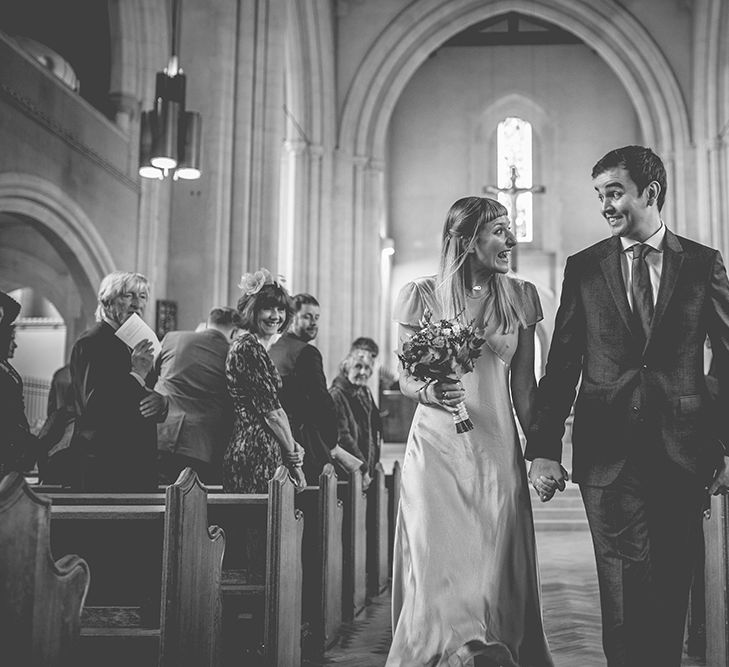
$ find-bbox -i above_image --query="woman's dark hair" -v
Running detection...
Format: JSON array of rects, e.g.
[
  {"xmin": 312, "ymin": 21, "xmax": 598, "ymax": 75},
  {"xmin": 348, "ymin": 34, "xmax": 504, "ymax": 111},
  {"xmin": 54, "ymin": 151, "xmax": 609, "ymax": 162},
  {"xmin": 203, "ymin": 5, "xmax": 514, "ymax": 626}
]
[{"xmin": 236, "ymin": 283, "xmax": 294, "ymax": 334}]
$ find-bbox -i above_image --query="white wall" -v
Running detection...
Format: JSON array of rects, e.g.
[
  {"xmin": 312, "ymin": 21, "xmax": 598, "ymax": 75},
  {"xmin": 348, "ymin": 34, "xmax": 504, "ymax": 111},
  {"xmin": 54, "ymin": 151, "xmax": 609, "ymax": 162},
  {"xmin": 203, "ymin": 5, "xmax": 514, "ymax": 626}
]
[{"xmin": 386, "ymin": 43, "xmax": 640, "ymax": 363}]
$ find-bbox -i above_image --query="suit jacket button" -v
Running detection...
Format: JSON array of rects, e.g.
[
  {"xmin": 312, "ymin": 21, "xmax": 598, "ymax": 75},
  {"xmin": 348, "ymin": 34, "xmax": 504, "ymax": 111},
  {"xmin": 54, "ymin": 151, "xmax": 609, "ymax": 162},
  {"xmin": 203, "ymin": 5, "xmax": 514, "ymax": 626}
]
[
  {"xmin": 632, "ymin": 405, "xmax": 640, "ymax": 412},
  {"xmin": 642, "ymin": 364, "xmax": 648, "ymax": 369}
]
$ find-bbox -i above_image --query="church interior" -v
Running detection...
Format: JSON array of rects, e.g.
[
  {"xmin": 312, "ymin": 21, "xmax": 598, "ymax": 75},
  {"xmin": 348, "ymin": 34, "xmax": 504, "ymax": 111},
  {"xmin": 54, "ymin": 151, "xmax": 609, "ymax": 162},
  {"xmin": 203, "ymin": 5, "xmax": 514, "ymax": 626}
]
[{"xmin": 2, "ymin": 0, "xmax": 729, "ymax": 665}]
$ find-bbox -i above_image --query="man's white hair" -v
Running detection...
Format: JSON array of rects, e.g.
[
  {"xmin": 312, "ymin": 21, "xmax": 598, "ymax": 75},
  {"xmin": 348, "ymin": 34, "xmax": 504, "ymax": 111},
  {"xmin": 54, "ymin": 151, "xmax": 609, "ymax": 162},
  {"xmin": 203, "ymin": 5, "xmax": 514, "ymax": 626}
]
[{"xmin": 95, "ymin": 271, "xmax": 149, "ymax": 321}]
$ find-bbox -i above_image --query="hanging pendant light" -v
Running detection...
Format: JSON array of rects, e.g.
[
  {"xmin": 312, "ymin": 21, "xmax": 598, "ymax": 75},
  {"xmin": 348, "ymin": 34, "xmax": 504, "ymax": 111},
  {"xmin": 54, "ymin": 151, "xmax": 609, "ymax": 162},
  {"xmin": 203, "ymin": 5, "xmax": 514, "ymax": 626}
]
[
  {"xmin": 138, "ymin": 110, "xmax": 164, "ymax": 179},
  {"xmin": 139, "ymin": 0, "xmax": 202, "ymax": 180},
  {"xmin": 174, "ymin": 111, "xmax": 202, "ymax": 179}
]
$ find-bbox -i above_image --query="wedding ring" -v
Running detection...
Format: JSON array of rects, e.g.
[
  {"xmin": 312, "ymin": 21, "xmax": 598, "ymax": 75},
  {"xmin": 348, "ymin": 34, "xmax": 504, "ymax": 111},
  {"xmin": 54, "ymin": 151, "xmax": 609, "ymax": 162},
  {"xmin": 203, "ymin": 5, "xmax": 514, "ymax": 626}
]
[{"xmin": 443, "ymin": 391, "xmax": 449, "ymax": 399}]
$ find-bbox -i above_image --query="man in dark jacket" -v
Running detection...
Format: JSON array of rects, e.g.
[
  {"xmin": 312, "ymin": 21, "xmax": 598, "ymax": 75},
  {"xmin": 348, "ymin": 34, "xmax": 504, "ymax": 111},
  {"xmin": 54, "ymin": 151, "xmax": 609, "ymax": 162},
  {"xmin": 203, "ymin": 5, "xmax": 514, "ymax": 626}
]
[
  {"xmin": 526, "ymin": 146, "xmax": 729, "ymax": 666},
  {"xmin": 269, "ymin": 293, "xmax": 338, "ymax": 482},
  {"xmin": 70, "ymin": 271, "xmax": 167, "ymax": 491}
]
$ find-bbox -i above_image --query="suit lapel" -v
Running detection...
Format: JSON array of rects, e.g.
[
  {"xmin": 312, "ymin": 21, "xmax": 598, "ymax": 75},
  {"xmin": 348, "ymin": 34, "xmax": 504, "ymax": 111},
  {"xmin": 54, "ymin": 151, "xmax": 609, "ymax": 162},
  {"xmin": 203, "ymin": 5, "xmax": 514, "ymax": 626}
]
[
  {"xmin": 600, "ymin": 239, "xmax": 634, "ymax": 335},
  {"xmin": 647, "ymin": 229, "xmax": 684, "ymax": 343}
]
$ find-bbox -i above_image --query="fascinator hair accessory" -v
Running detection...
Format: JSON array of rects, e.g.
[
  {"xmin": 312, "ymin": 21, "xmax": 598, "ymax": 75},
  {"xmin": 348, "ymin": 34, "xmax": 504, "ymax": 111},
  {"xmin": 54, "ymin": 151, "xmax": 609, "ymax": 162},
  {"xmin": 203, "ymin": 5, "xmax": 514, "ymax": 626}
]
[{"xmin": 238, "ymin": 268, "xmax": 287, "ymax": 296}]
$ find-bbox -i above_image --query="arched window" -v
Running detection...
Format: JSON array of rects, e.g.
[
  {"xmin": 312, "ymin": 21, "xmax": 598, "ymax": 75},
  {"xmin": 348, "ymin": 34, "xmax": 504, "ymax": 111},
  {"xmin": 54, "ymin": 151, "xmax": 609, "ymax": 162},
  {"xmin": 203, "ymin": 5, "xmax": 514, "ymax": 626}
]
[{"xmin": 496, "ymin": 117, "xmax": 534, "ymax": 243}]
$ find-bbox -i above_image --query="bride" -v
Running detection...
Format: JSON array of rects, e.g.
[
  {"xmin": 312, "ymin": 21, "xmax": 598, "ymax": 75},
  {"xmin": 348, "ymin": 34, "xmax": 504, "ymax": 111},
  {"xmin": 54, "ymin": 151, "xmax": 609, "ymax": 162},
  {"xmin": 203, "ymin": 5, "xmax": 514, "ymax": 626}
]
[{"xmin": 387, "ymin": 197, "xmax": 555, "ymax": 667}]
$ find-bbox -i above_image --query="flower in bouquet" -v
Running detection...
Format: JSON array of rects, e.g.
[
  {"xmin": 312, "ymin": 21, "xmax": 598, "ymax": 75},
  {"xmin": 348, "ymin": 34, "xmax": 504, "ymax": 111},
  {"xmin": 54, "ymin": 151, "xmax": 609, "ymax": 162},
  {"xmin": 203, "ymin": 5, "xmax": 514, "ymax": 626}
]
[{"xmin": 398, "ymin": 311, "xmax": 485, "ymax": 433}]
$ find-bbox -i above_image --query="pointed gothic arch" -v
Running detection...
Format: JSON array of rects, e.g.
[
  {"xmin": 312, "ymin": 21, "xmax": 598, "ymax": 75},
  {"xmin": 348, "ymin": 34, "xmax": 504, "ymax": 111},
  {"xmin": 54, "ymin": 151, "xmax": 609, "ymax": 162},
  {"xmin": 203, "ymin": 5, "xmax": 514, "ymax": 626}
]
[
  {"xmin": 330, "ymin": 0, "xmax": 691, "ymax": 368},
  {"xmin": 339, "ymin": 0, "xmax": 690, "ymax": 223}
]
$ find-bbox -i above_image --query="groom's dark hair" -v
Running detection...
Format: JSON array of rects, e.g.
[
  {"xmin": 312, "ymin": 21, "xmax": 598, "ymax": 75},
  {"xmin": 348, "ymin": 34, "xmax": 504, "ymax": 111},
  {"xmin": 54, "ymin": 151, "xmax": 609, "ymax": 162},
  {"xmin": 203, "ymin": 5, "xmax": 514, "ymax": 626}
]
[{"xmin": 591, "ymin": 145, "xmax": 667, "ymax": 212}]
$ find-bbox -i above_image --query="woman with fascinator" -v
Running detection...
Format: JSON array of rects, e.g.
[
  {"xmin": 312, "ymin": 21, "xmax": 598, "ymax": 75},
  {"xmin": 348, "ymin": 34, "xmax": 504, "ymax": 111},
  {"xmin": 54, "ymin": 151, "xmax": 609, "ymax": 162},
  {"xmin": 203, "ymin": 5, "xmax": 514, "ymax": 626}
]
[
  {"xmin": 387, "ymin": 198, "xmax": 555, "ymax": 666},
  {"xmin": 223, "ymin": 269, "xmax": 306, "ymax": 493}
]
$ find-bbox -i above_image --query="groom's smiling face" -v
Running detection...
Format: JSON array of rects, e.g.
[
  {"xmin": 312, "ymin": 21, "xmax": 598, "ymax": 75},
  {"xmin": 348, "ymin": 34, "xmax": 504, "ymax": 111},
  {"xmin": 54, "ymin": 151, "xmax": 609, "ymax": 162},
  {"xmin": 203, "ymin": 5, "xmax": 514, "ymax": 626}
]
[{"xmin": 593, "ymin": 166, "xmax": 654, "ymax": 240}]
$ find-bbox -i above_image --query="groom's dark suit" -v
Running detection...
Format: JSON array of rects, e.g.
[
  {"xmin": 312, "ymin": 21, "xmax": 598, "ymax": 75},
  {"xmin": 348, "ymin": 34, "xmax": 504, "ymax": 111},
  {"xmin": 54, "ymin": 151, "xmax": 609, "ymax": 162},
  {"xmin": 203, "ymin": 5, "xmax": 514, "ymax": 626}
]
[{"xmin": 526, "ymin": 229, "xmax": 729, "ymax": 666}]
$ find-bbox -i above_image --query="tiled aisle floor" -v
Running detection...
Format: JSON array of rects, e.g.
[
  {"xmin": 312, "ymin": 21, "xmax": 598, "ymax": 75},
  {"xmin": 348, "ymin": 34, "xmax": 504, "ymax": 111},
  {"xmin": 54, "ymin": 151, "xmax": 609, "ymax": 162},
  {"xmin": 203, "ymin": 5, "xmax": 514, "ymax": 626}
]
[
  {"xmin": 309, "ymin": 528, "xmax": 706, "ymax": 666},
  {"xmin": 310, "ymin": 444, "xmax": 706, "ymax": 666}
]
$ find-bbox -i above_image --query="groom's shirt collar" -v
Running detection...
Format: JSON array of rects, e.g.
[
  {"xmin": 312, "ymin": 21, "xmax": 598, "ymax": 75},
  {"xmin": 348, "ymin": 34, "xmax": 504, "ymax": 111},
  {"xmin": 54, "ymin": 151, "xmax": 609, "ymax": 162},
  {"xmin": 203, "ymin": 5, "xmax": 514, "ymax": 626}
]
[{"xmin": 619, "ymin": 221, "xmax": 666, "ymax": 253}]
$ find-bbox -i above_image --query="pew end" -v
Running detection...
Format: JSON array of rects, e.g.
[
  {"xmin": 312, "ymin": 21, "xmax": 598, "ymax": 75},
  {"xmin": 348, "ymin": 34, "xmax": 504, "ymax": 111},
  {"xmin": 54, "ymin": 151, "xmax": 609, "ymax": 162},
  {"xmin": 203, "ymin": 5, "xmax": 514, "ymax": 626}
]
[
  {"xmin": 159, "ymin": 467, "xmax": 226, "ymax": 667},
  {"xmin": 0, "ymin": 472, "xmax": 90, "ymax": 667}
]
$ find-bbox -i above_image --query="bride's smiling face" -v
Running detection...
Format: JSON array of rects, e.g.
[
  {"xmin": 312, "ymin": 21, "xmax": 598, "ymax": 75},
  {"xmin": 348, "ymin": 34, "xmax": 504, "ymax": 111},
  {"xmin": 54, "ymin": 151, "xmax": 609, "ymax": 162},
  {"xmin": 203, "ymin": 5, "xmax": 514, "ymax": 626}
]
[{"xmin": 468, "ymin": 215, "xmax": 516, "ymax": 275}]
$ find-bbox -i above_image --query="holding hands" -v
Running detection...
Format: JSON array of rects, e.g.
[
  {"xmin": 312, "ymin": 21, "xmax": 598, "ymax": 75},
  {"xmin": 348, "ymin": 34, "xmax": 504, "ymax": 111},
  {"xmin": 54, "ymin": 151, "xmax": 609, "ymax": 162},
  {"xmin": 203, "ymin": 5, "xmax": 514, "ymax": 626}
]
[
  {"xmin": 708, "ymin": 456, "xmax": 729, "ymax": 496},
  {"xmin": 284, "ymin": 442, "xmax": 307, "ymax": 491},
  {"xmin": 528, "ymin": 458, "xmax": 569, "ymax": 503}
]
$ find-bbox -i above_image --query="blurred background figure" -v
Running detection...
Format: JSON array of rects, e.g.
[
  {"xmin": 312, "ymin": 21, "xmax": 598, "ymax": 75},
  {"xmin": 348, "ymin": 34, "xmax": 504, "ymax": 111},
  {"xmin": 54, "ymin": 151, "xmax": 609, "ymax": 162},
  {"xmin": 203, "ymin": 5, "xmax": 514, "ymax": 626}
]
[
  {"xmin": 36, "ymin": 362, "xmax": 75, "ymax": 484},
  {"xmin": 269, "ymin": 293, "xmax": 339, "ymax": 483},
  {"xmin": 155, "ymin": 306, "xmax": 240, "ymax": 485},
  {"xmin": 0, "ymin": 291, "xmax": 38, "ymax": 480},
  {"xmin": 69, "ymin": 271, "xmax": 167, "ymax": 491},
  {"xmin": 223, "ymin": 269, "xmax": 305, "ymax": 493},
  {"xmin": 329, "ymin": 348, "xmax": 382, "ymax": 486}
]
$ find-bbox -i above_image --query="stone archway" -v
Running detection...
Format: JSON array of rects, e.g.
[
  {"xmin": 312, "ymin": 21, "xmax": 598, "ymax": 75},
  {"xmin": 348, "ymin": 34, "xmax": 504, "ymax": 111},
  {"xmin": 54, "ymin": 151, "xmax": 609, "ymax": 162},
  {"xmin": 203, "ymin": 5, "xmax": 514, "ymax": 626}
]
[
  {"xmin": 332, "ymin": 0, "xmax": 691, "ymax": 365},
  {"xmin": 0, "ymin": 173, "xmax": 115, "ymax": 354}
]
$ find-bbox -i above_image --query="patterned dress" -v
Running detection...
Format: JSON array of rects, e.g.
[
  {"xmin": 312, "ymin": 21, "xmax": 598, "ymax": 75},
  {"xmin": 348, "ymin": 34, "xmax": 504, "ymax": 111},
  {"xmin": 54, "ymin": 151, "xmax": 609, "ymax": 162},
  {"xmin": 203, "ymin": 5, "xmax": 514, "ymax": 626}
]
[{"xmin": 223, "ymin": 332, "xmax": 283, "ymax": 493}]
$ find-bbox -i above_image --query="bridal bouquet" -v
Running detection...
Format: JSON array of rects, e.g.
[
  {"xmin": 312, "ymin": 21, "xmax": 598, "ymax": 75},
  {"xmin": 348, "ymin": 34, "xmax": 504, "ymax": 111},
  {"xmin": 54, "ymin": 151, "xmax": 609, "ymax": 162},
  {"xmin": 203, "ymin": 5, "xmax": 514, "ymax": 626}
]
[{"xmin": 397, "ymin": 311, "xmax": 485, "ymax": 433}]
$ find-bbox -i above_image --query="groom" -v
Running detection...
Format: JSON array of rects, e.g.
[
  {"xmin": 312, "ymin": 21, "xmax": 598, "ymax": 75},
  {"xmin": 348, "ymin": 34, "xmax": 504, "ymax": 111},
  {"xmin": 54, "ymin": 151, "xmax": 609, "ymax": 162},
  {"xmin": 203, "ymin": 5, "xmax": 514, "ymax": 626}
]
[{"xmin": 525, "ymin": 145, "xmax": 729, "ymax": 667}]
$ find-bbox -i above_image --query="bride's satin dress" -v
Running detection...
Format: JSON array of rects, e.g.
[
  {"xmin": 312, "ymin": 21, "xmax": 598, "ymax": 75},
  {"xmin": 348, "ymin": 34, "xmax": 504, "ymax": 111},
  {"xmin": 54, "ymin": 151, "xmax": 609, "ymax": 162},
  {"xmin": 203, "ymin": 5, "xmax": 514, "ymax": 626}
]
[{"xmin": 387, "ymin": 276, "xmax": 554, "ymax": 667}]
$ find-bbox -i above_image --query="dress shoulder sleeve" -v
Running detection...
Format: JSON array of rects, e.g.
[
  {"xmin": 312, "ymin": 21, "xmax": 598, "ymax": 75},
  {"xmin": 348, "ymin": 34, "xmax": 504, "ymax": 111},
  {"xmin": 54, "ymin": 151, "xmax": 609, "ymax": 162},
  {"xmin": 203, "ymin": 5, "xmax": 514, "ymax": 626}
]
[
  {"xmin": 520, "ymin": 280, "xmax": 544, "ymax": 327},
  {"xmin": 392, "ymin": 276, "xmax": 437, "ymax": 326}
]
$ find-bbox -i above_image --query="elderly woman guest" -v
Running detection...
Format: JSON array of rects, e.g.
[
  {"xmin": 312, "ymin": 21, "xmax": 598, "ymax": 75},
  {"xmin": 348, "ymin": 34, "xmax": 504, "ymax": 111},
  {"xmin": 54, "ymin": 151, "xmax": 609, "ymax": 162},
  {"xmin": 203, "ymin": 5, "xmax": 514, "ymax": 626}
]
[
  {"xmin": 70, "ymin": 271, "xmax": 168, "ymax": 491},
  {"xmin": 329, "ymin": 348, "xmax": 382, "ymax": 484},
  {"xmin": 223, "ymin": 269, "xmax": 306, "ymax": 493}
]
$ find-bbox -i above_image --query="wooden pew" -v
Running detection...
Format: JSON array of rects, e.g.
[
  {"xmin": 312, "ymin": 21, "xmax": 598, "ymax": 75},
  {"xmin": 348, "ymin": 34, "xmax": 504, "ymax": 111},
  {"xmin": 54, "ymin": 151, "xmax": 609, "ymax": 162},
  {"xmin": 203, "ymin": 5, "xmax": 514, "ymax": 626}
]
[
  {"xmin": 48, "ymin": 468, "xmax": 224, "ymax": 667},
  {"xmin": 47, "ymin": 467, "xmax": 304, "ymax": 666},
  {"xmin": 295, "ymin": 463, "xmax": 344, "ymax": 656},
  {"xmin": 205, "ymin": 467, "xmax": 304, "ymax": 667},
  {"xmin": 0, "ymin": 472, "xmax": 90, "ymax": 667},
  {"xmin": 704, "ymin": 495, "xmax": 729, "ymax": 666},
  {"xmin": 366, "ymin": 462, "xmax": 389, "ymax": 598},
  {"xmin": 159, "ymin": 468, "xmax": 225, "ymax": 667},
  {"xmin": 338, "ymin": 471, "xmax": 367, "ymax": 621},
  {"xmin": 386, "ymin": 460, "xmax": 402, "ymax": 571}
]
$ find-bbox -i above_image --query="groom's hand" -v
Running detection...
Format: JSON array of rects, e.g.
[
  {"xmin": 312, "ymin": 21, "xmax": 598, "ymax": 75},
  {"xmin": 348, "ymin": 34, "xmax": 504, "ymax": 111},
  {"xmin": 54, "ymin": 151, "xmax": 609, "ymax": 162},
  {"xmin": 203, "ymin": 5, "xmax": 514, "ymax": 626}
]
[
  {"xmin": 529, "ymin": 458, "xmax": 569, "ymax": 502},
  {"xmin": 708, "ymin": 456, "xmax": 729, "ymax": 495}
]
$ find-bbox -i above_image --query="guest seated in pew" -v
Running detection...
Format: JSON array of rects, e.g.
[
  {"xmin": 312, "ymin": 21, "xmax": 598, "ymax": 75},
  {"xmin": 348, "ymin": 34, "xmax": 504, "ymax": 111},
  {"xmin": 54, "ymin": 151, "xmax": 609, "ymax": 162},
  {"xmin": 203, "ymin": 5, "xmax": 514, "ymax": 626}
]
[
  {"xmin": 329, "ymin": 348, "xmax": 382, "ymax": 487},
  {"xmin": 224, "ymin": 268, "xmax": 306, "ymax": 493},
  {"xmin": 155, "ymin": 306, "xmax": 241, "ymax": 484},
  {"xmin": 0, "ymin": 291, "xmax": 39, "ymax": 480},
  {"xmin": 69, "ymin": 271, "xmax": 168, "ymax": 491}
]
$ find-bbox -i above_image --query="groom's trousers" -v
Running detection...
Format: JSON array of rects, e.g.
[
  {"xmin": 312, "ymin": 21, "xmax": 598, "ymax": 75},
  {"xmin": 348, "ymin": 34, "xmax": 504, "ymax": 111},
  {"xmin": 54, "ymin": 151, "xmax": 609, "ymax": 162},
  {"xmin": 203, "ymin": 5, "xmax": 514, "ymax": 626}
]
[{"xmin": 580, "ymin": 439, "xmax": 705, "ymax": 667}]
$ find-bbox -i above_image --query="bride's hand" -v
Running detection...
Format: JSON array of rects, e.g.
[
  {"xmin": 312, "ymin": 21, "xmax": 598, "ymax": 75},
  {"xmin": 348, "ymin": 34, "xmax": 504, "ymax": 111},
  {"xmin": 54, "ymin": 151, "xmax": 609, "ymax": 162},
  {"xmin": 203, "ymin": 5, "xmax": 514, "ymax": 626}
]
[{"xmin": 432, "ymin": 380, "xmax": 465, "ymax": 410}]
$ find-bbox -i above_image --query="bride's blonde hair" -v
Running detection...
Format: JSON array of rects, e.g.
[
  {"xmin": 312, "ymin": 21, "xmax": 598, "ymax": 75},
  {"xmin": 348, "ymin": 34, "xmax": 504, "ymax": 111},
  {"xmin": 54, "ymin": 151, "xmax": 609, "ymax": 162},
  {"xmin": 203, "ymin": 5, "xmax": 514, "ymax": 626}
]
[{"xmin": 436, "ymin": 196, "xmax": 527, "ymax": 333}]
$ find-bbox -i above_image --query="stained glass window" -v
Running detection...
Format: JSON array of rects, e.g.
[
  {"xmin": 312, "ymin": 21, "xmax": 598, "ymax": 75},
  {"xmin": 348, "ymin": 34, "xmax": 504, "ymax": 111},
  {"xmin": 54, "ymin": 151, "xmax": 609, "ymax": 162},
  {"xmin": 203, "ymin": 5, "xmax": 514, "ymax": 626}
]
[{"xmin": 496, "ymin": 117, "xmax": 533, "ymax": 242}]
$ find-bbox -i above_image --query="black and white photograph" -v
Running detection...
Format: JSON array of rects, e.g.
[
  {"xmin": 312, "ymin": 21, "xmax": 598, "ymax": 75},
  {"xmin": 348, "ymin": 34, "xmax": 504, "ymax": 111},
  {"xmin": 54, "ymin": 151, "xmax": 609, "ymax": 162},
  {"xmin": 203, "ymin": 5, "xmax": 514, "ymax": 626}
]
[{"xmin": 1, "ymin": 1, "xmax": 729, "ymax": 666}]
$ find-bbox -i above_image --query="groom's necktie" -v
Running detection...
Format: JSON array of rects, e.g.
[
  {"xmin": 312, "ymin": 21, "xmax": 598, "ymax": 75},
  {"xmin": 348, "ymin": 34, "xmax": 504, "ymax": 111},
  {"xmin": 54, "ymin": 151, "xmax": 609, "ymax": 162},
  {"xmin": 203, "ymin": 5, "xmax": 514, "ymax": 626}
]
[{"xmin": 631, "ymin": 243, "xmax": 654, "ymax": 338}]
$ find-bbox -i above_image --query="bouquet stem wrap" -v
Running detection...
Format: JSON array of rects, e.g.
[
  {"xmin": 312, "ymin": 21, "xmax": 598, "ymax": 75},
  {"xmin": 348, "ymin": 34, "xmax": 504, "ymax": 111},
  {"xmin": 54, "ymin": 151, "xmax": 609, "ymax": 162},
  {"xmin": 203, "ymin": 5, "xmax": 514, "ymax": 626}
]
[{"xmin": 453, "ymin": 400, "xmax": 473, "ymax": 433}]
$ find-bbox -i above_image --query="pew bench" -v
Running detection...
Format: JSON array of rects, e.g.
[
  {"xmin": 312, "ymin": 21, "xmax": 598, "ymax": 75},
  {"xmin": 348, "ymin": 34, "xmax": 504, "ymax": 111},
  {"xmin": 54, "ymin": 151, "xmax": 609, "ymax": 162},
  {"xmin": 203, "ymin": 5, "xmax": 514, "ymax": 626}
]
[
  {"xmin": 46, "ymin": 466, "xmax": 302, "ymax": 667},
  {"xmin": 0, "ymin": 472, "xmax": 91, "ymax": 667},
  {"xmin": 48, "ymin": 468, "xmax": 224, "ymax": 667},
  {"xmin": 295, "ymin": 463, "xmax": 344, "ymax": 656}
]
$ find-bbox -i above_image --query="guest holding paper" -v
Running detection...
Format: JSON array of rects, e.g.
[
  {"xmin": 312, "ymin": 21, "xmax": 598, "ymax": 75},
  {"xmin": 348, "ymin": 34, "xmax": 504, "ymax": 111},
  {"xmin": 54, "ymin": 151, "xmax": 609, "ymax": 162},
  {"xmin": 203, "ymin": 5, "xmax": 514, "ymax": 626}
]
[{"xmin": 69, "ymin": 271, "xmax": 167, "ymax": 491}]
